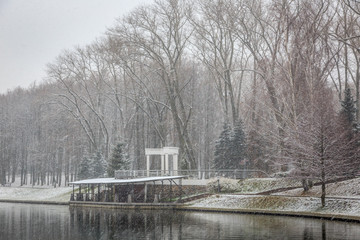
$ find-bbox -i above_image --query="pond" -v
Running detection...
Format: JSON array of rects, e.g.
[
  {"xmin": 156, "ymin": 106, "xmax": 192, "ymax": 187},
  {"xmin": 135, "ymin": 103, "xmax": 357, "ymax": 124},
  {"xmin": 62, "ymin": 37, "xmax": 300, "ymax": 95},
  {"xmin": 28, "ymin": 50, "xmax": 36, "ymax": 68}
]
[{"xmin": 0, "ymin": 203, "xmax": 359, "ymax": 239}]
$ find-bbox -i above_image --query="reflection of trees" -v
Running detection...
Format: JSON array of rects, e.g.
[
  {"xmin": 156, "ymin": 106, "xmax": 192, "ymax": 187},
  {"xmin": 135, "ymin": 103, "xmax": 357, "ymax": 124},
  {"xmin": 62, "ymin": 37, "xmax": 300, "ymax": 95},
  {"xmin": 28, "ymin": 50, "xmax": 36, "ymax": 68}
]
[
  {"xmin": 67, "ymin": 209, "xmax": 359, "ymax": 239},
  {"xmin": 303, "ymin": 225, "xmax": 314, "ymax": 240},
  {"xmin": 181, "ymin": 213, "xmax": 332, "ymax": 240},
  {"xmin": 1, "ymin": 204, "xmax": 360, "ymax": 239},
  {"xmin": 69, "ymin": 207, "xmax": 184, "ymax": 239}
]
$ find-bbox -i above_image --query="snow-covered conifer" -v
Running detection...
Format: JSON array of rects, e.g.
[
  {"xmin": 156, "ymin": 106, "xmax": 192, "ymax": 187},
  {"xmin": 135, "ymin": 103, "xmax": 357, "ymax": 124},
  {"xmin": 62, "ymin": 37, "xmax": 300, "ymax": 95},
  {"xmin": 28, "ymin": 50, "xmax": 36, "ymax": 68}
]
[
  {"xmin": 228, "ymin": 120, "xmax": 246, "ymax": 169},
  {"xmin": 107, "ymin": 143, "xmax": 130, "ymax": 177},
  {"xmin": 91, "ymin": 151, "xmax": 107, "ymax": 178},
  {"xmin": 340, "ymin": 88, "xmax": 357, "ymax": 128},
  {"xmin": 77, "ymin": 156, "xmax": 91, "ymax": 180},
  {"xmin": 213, "ymin": 122, "xmax": 232, "ymax": 169}
]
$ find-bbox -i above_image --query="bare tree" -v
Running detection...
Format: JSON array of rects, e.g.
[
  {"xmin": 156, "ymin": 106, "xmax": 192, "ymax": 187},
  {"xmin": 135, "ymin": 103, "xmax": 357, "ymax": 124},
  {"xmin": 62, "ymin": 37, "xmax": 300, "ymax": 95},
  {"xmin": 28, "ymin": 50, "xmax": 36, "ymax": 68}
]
[
  {"xmin": 333, "ymin": 0, "xmax": 360, "ymax": 124},
  {"xmin": 191, "ymin": 0, "xmax": 250, "ymax": 125},
  {"xmin": 284, "ymin": 87, "xmax": 359, "ymax": 207},
  {"xmin": 47, "ymin": 46, "xmax": 111, "ymax": 159},
  {"xmin": 109, "ymin": 0, "xmax": 197, "ymax": 168}
]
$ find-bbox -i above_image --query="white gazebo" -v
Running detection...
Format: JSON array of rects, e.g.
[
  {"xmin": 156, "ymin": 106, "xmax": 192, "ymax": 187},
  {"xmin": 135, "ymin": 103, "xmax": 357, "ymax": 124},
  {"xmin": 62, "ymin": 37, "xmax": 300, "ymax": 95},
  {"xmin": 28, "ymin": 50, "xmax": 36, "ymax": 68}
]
[{"xmin": 145, "ymin": 147, "xmax": 179, "ymax": 176}]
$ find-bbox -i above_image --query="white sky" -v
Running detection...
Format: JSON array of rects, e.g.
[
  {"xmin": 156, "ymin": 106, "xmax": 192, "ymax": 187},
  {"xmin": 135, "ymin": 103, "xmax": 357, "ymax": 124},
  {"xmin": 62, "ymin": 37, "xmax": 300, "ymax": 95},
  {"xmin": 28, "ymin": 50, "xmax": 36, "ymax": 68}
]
[{"xmin": 0, "ymin": 0, "xmax": 152, "ymax": 94}]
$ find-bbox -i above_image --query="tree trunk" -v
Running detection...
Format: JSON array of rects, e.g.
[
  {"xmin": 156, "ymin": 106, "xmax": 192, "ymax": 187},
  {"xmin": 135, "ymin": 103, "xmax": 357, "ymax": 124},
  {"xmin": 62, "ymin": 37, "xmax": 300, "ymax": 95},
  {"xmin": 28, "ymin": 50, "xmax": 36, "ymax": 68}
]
[{"xmin": 321, "ymin": 180, "xmax": 326, "ymax": 208}]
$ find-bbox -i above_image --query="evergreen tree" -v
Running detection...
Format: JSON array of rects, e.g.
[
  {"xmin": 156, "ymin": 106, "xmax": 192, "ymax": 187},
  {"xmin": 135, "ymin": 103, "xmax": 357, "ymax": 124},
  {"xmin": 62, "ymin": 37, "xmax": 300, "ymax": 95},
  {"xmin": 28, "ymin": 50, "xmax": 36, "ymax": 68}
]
[
  {"xmin": 77, "ymin": 156, "xmax": 91, "ymax": 180},
  {"xmin": 91, "ymin": 151, "xmax": 107, "ymax": 178},
  {"xmin": 228, "ymin": 120, "xmax": 247, "ymax": 169},
  {"xmin": 339, "ymin": 88, "xmax": 359, "ymax": 173},
  {"xmin": 213, "ymin": 122, "xmax": 232, "ymax": 169},
  {"xmin": 247, "ymin": 129, "xmax": 267, "ymax": 170},
  {"xmin": 107, "ymin": 143, "xmax": 130, "ymax": 177},
  {"xmin": 340, "ymin": 88, "xmax": 357, "ymax": 128}
]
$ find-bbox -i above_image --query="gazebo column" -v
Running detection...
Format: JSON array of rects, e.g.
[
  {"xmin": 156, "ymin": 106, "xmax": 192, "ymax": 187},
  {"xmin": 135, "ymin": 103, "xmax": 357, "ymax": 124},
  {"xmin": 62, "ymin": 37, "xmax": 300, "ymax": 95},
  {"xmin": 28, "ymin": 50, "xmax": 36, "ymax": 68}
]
[
  {"xmin": 146, "ymin": 155, "xmax": 150, "ymax": 177},
  {"xmin": 165, "ymin": 153, "xmax": 169, "ymax": 175},
  {"xmin": 161, "ymin": 155, "xmax": 165, "ymax": 175},
  {"xmin": 173, "ymin": 154, "xmax": 178, "ymax": 176},
  {"xmin": 145, "ymin": 147, "xmax": 179, "ymax": 176}
]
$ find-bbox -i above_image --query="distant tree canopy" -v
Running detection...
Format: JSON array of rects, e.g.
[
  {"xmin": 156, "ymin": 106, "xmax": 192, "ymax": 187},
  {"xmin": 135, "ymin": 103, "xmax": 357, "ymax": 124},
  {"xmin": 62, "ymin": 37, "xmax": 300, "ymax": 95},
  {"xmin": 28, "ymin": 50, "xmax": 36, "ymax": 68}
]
[{"xmin": 1, "ymin": 0, "xmax": 360, "ymax": 191}]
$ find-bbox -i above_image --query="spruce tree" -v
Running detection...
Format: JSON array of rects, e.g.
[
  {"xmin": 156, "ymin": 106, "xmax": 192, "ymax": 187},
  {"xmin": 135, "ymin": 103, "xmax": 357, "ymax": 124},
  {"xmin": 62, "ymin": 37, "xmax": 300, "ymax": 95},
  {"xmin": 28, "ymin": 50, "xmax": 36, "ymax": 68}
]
[
  {"xmin": 91, "ymin": 151, "xmax": 107, "ymax": 178},
  {"xmin": 77, "ymin": 156, "xmax": 91, "ymax": 180},
  {"xmin": 340, "ymin": 88, "xmax": 357, "ymax": 128},
  {"xmin": 213, "ymin": 122, "xmax": 232, "ymax": 169},
  {"xmin": 228, "ymin": 120, "xmax": 247, "ymax": 169},
  {"xmin": 107, "ymin": 143, "xmax": 130, "ymax": 177},
  {"xmin": 247, "ymin": 129, "xmax": 266, "ymax": 170}
]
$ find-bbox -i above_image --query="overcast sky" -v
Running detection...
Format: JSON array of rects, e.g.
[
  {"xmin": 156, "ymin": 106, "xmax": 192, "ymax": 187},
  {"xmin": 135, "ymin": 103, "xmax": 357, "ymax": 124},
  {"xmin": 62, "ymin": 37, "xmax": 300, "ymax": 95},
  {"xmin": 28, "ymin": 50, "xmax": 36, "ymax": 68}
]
[{"xmin": 0, "ymin": 0, "xmax": 152, "ymax": 94}]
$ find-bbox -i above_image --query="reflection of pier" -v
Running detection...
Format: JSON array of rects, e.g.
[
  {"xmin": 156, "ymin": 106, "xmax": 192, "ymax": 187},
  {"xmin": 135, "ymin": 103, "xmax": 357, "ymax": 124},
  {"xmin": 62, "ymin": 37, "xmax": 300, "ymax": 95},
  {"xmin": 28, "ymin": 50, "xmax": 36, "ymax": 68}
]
[{"xmin": 69, "ymin": 176, "xmax": 186, "ymax": 204}]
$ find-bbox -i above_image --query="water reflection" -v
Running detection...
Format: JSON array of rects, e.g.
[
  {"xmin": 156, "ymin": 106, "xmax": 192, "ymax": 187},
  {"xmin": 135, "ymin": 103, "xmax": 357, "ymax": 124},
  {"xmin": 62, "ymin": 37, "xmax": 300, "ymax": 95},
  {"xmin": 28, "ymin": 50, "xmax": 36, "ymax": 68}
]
[{"xmin": 0, "ymin": 203, "xmax": 359, "ymax": 239}]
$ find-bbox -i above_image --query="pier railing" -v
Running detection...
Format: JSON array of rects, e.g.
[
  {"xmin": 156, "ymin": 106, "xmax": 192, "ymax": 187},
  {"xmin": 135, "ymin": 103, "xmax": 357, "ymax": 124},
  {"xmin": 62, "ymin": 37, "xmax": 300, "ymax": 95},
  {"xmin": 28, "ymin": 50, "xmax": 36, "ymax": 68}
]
[{"xmin": 115, "ymin": 169, "xmax": 269, "ymax": 179}]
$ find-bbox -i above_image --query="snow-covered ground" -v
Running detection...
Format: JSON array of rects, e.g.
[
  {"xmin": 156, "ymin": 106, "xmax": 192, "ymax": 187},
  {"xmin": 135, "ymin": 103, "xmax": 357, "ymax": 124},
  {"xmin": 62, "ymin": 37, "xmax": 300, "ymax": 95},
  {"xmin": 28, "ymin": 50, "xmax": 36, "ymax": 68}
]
[
  {"xmin": 207, "ymin": 177, "xmax": 300, "ymax": 193},
  {"xmin": 0, "ymin": 185, "xmax": 74, "ymax": 202},
  {"xmin": 190, "ymin": 177, "xmax": 360, "ymax": 217},
  {"xmin": 276, "ymin": 177, "xmax": 360, "ymax": 197},
  {"xmin": 189, "ymin": 194, "xmax": 360, "ymax": 216},
  {"xmin": 0, "ymin": 175, "xmax": 76, "ymax": 202}
]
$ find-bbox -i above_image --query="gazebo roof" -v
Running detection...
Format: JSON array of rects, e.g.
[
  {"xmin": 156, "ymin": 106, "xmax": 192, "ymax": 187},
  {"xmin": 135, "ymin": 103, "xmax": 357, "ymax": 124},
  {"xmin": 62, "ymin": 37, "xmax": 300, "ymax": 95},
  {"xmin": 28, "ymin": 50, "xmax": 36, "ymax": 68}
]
[
  {"xmin": 145, "ymin": 147, "xmax": 179, "ymax": 155},
  {"xmin": 69, "ymin": 175, "xmax": 186, "ymax": 185}
]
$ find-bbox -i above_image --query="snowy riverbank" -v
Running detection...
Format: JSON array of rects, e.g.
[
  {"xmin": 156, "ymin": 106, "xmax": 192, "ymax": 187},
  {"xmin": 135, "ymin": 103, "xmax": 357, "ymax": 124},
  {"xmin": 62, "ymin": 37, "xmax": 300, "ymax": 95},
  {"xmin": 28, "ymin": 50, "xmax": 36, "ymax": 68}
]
[
  {"xmin": 188, "ymin": 194, "xmax": 360, "ymax": 218},
  {"xmin": 0, "ymin": 177, "xmax": 360, "ymax": 221},
  {"xmin": 188, "ymin": 177, "xmax": 360, "ymax": 219},
  {"xmin": 0, "ymin": 185, "xmax": 73, "ymax": 202}
]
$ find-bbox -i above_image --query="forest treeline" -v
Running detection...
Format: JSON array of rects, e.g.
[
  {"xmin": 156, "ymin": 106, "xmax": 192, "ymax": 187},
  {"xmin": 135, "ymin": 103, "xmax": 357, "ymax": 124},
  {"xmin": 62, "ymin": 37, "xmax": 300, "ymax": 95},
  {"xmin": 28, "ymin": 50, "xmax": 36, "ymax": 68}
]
[{"xmin": 0, "ymin": 0, "xmax": 359, "ymax": 187}]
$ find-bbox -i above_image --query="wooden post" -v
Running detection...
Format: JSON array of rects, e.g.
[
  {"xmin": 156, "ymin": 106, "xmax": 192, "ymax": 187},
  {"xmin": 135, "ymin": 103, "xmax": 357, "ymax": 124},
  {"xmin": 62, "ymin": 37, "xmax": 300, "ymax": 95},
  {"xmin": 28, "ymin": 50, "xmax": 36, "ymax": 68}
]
[
  {"xmin": 144, "ymin": 183, "xmax": 147, "ymax": 203},
  {"xmin": 131, "ymin": 183, "xmax": 135, "ymax": 202},
  {"xmin": 179, "ymin": 178, "xmax": 182, "ymax": 202},
  {"xmin": 79, "ymin": 185, "xmax": 82, "ymax": 201},
  {"xmin": 113, "ymin": 185, "xmax": 116, "ymax": 202},
  {"xmin": 70, "ymin": 184, "xmax": 75, "ymax": 201},
  {"xmin": 86, "ymin": 184, "xmax": 89, "ymax": 201},
  {"xmin": 161, "ymin": 180, "xmax": 164, "ymax": 201},
  {"xmin": 97, "ymin": 184, "xmax": 101, "ymax": 202},
  {"xmin": 169, "ymin": 180, "xmax": 172, "ymax": 202},
  {"xmin": 153, "ymin": 181, "xmax": 158, "ymax": 203},
  {"xmin": 106, "ymin": 184, "xmax": 110, "ymax": 202},
  {"xmin": 153, "ymin": 181, "xmax": 156, "ymax": 203}
]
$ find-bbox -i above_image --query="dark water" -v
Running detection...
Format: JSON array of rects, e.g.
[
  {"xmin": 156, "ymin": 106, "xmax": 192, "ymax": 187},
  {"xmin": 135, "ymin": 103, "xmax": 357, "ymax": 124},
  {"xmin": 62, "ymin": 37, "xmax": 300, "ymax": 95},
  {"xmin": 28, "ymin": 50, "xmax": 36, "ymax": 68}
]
[{"xmin": 0, "ymin": 203, "xmax": 359, "ymax": 240}]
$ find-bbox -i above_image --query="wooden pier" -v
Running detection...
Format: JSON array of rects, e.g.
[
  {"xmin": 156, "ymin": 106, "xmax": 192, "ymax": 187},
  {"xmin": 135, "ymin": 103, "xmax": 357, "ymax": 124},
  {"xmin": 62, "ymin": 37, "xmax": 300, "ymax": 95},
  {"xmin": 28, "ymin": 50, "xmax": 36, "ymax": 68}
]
[{"xmin": 69, "ymin": 176, "xmax": 187, "ymax": 204}]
